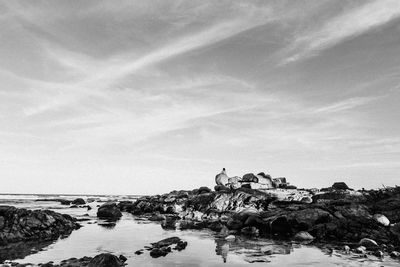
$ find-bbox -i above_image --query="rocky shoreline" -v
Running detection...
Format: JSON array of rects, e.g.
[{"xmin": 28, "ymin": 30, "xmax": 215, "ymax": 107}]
[{"xmin": 116, "ymin": 184, "xmax": 400, "ymax": 259}]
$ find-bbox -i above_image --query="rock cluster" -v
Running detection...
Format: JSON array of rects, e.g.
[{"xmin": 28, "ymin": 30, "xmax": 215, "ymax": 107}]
[
  {"xmin": 124, "ymin": 184, "xmax": 400, "ymax": 255},
  {"xmin": 144, "ymin": 237, "xmax": 188, "ymax": 258},
  {"xmin": 0, "ymin": 206, "xmax": 80, "ymax": 246}
]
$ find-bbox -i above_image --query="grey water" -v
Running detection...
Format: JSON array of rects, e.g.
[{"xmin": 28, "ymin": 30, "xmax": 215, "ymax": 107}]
[{"xmin": 1, "ymin": 194, "xmax": 399, "ymax": 267}]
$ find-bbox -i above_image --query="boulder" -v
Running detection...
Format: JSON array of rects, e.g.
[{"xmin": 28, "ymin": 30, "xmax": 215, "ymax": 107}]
[
  {"xmin": 88, "ymin": 253, "xmax": 123, "ymax": 267},
  {"xmin": 71, "ymin": 198, "xmax": 86, "ymax": 205},
  {"xmin": 373, "ymin": 214, "xmax": 390, "ymax": 226},
  {"xmin": 97, "ymin": 202, "xmax": 122, "ymax": 219},
  {"xmin": 198, "ymin": 186, "xmax": 211, "ymax": 194},
  {"xmin": 242, "ymin": 173, "xmax": 258, "ymax": 183},
  {"xmin": 332, "ymin": 182, "xmax": 349, "ymax": 190},
  {"xmin": 359, "ymin": 238, "xmax": 378, "ymax": 248},
  {"xmin": 294, "ymin": 231, "xmax": 314, "ymax": 241},
  {"xmin": 0, "ymin": 206, "xmax": 80, "ymax": 246}
]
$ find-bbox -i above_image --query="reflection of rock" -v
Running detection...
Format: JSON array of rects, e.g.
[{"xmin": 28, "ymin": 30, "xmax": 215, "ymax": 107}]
[
  {"xmin": 214, "ymin": 236, "xmax": 292, "ymax": 263},
  {"xmin": 97, "ymin": 220, "xmax": 116, "ymax": 229},
  {"xmin": 0, "ymin": 240, "xmax": 53, "ymax": 262},
  {"xmin": 22, "ymin": 253, "xmax": 127, "ymax": 267}
]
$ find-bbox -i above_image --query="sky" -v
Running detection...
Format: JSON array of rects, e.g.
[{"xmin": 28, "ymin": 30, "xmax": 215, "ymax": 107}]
[{"xmin": 0, "ymin": 0, "xmax": 400, "ymax": 195}]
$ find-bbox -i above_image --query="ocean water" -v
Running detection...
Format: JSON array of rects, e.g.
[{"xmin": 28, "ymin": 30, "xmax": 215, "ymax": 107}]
[{"xmin": 0, "ymin": 194, "xmax": 399, "ymax": 267}]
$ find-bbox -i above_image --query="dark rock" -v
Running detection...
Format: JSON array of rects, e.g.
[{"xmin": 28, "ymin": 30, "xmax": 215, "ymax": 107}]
[
  {"xmin": 88, "ymin": 253, "xmax": 123, "ymax": 267},
  {"xmin": 71, "ymin": 198, "xmax": 86, "ymax": 205},
  {"xmin": 242, "ymin": 173, "xmax": 258, "ymax": 183},
  {"xmin": 214, "ymin": 185, "xmax": 230, "ymax": 193},
  {"xmin": 97, "ymin": 202, "xmax": 122, "ymax": 219},
  {"xmin": 198, "ymin": 186, "xmax": 212, "ymax": 194},
  {"xmin": 227, "ymin": 217, "xmax": 243, "ymax": 230},
  {"xmin": 0, "ymin": 206, "xmax": 80, "ymax": 246},
  {"xmin": 332, "ymin": 182, "xmax": 350, "ymax": 190},
  {"xmin": 150, "ymin": 247, "xmax": 170, "ymax": 258},
  {"xmin": 269, "ymin": 216, "xmax": 292, "ymax": 235},
  {"xmin": 118, "ymin": 254, "xmax": 127, "ymax": 262},
  {"xmin": 135, "ymin": 249, "xmax": 144, "ymax": 255},
  {"xmin": 148, "ymin": 213, "xmax": 166, "ymax": 221}
]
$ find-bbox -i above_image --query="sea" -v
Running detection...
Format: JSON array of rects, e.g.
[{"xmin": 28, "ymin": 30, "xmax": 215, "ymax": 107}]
[{"xmin": 0, "ymin": 194, "xmax": 399, "ymax": 267}]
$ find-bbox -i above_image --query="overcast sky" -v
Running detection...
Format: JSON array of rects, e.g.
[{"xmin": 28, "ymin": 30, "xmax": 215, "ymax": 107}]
[{"xmin": 1, "ymin": 0, "xmax": 400, "ymax": 195}]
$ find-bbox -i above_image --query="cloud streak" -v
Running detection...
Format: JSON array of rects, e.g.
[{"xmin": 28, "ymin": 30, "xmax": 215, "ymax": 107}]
[{"xmin": 282, "ymin": 0, "xmax": 400, "ymax": 64}]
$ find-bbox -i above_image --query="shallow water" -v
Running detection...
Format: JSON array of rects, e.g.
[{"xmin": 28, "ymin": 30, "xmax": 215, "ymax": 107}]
[{"xmin": 1, "ymin": 194, "xmax": 400, "ymax": 266}]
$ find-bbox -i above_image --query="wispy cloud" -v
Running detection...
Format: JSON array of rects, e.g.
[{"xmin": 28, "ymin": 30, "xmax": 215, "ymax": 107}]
[
  {"xmin": 314, "ymin": 96, "xmax": 380, "ymax": 113},
  {"xmin": 282, "ymin": 0, "xmax": 400, "ymax": 64}
]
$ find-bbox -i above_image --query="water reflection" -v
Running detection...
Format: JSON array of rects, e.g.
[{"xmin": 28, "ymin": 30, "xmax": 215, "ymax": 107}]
[
  {"xmin": 0, "ymin": 240, "xmax": 53, "ymax": 263},
  {"xmin": 214, "ymin": 236, "xmax": 292, "ymax": 263}
]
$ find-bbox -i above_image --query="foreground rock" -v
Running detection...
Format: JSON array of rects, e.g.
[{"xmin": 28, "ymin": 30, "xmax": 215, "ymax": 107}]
[
  {"xmin": 0, "ymin": 206, "xmax": 80, "ymax": 246},
  {"xmin": 97, "ymin": 202, "xmax": 122, "ymax": 219}
]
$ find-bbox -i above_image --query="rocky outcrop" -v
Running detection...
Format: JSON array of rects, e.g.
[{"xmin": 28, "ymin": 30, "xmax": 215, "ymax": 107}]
[
  {"xmin": 0, "ymin": 206, "xmax": 80, "ymax": 246},
  {"xmin": 97, "ymin": 202, "xmax": 122, "ymax": 219},
  {"xmin": 126, "ymin": 185, "xmax": 400, "ymax": 252}
]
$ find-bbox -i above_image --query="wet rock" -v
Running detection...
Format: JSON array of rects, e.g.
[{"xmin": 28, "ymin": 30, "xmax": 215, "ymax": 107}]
[
  {"xmin": 225, "ymin": 235, "xmax": 236, "ymax": 241},
  {"xmin": 390, "ymin": 251, "xmax": 400, "ymax": 258},
  {"xmin": 96, "ymin": 202, "xmax": 122, "ymax": 219},
  {"xmin": 294, "ymin": 231, "xmax": 314, "ymax": 241},
  {"xmin": 88, "ymin": 253, "xmax": 124, "ymax": 267},
  {"xmin": 355, "ymin": 246, "xmax": 366, "ymax": 254},
  {"xmin": 373, "ymin": 214, "xmax": 390, "ymax": 226},
  {"xmin": 148, "ymin": 213, "xmax": 166, "ymax": 221},
  {"xmin": 150, "ymin": 247, "xmax": 171, "ymax": 258},
  {"xmin": 0, "ymin": 206, "xmax": 80, "ymax": 246},
  {"xmin": 148, "ymin": 237, "xmax": 187, "ymax": 258},
  {"xmin": 135, "ymin": 249, "xmax": 144, "ymax": 255},
  {"xmin": 71, "ymin": 198, "xmax": 86, "ymax": 205},
  {"xmin": 241, "ymin": 226, "xmax": 259, "ymax": 237},
  {"xmin": 359, "ymin": 238, "xmax": 378, "ymax": 248},
  {"xmin": 173, "ymin": 240, "xmax": 188, "ymax": 251}
]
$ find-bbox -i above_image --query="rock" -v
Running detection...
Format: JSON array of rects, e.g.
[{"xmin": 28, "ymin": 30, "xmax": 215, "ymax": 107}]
[
  {"xmin": 355, "ymin": 246, "xmax": 366, "ymax": 254},
  {"xmin": 148, "ymin": 237, "xmax": 187, "ymax": 258},
  {"xmin": 373, "ymin": 214, "xmax": 390, "ymax": 226},
  {"xmin": 198, "ymin": 186, "xmax": 211, "ymax": 194},
  {"xmin": 241, "ymin": 226, "xmax": 259, "ymax": 237},
  {"xmin": 359, "ymin": 238, "xmax": 378, "ymax": 248},
  {"xmin": 150, "ymin": 247, "xmax": 171, "ymax": 258},
  {"xmin": 225, "ymin": 235, "xmax": 236, "ymax": 241},
  {"xmin": 71, "ymin": 198, "xmax": 86, "ymax": 205},
  {"xmin": 0, "ymin": 206, "xmax": 80, "ymax": 246},
  {"xmin": 300, "ymin": 196, "xmax": 313, "ymax": 204},
  {"xmin": 97, "ymin": 202, "xmax": 122, "ymax": 219},
  {"xmin": 332, "ymin": 182, "xmax": 349, "ymax": 190},
  {"xmin": 227, "ymin": 217, "xmax": 243, "ymax": 230},
  {"xmin": 88, "ymin": 253, "xmax": 123, "ymax": 267},
  {"xmin": 343, "ymin": 245, "xmax": 350, "ymax": 254},
  {"xmin": 269, "ymin": 216, "xmax": 292, "ymax": 235},
  {"xmin": 118, "ymin": 255, "xmax": 127, "ymax": 262},
  {"xmin": 214, "ymin": 185, "xmax": 230, "ymax": 192},
  {"xmin": 215, "ymin": 168, "xmax": 229, "ymax": 185},
  {"xmin": 148, "ymin": 213, "xmax": 166, "ymax": 221},
  {"xmin": 242, "ymin": 173, "xmax": 258, "ymax": 183},
  {"xmin": 173, "ymin": 240, "xmax": 188, "ymax": 251},
  {"xmin": 373, "ymin": 250, "xmax": 383, "ymax": 258},
  {"xmin": 293, "ymin": 231, "xmax": 314, "ymax": 241},
  {"xmin": 390, "ymin": 251, "xmax": 400, "ymax": 258}
]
